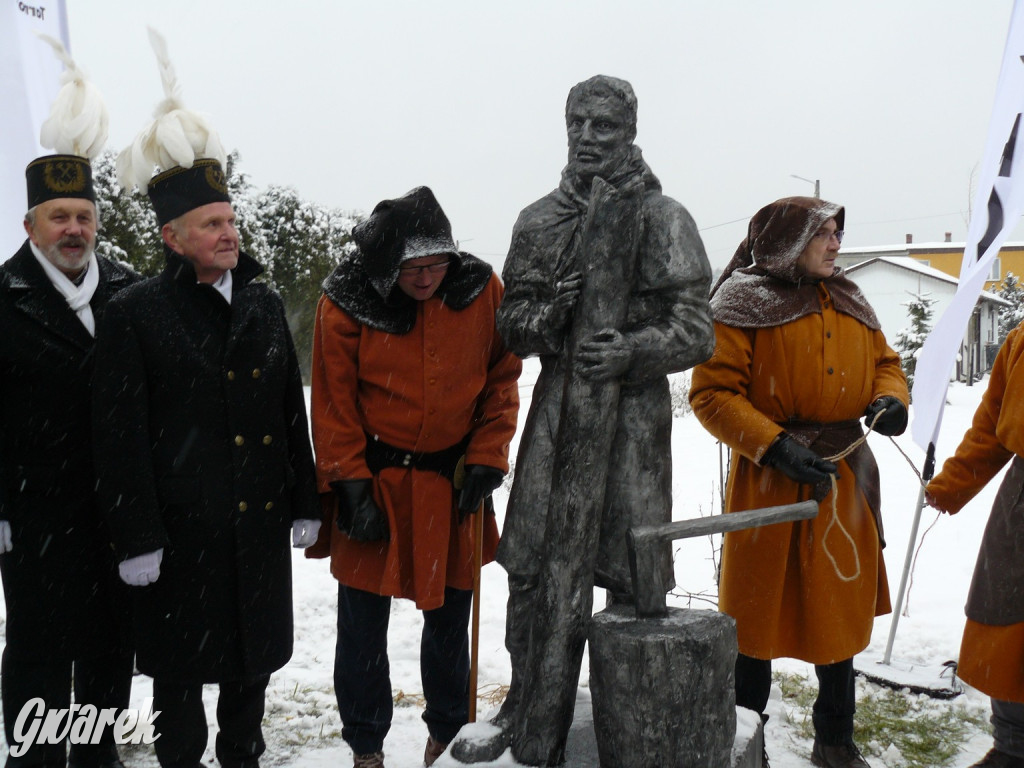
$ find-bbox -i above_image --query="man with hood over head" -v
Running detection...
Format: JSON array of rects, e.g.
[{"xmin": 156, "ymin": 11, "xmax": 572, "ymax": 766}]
[
  {"xmin": 307, "ymin": 186, "xmax": 521, "ymax": 768},
  {"xmin": 690, "ymin": 196, "xmax": 909, "ymax": 768}
]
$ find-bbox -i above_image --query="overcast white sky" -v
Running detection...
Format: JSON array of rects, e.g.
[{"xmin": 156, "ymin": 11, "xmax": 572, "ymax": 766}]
[{"xmin": 65, "ymin": 0, "xmax": 1020, "ymax": 271}]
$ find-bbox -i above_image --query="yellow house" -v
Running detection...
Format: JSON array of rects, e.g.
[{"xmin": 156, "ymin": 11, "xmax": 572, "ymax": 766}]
[{"xmin": 837, "ymin": 234, "xmax": 1024, "ymax": 291}]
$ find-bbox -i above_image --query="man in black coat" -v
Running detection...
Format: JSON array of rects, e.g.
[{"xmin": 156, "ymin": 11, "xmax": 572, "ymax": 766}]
[
  {"xmin": 0, "ymin": 154, "xmax": 138, "ymax": 768},
  {"xmin": 92, "ymin": 158, "xmax": 320, "ymax": 768}
]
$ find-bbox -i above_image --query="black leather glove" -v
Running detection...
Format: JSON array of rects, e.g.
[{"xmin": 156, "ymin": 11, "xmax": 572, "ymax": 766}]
[
  {"xmin": 762, "ymin": 434, "xmax": 837, "ymax": 485},
  {"xmin": 331, "ymin": 480, "xmax": 389, "ymax": 542},
  {"xmin": 863, "ymin": 396, "xmax": 908, "ymax": 436},
  {"xmin": 457, "ymin": 465, "xmax": 504, "ymax": 522}
]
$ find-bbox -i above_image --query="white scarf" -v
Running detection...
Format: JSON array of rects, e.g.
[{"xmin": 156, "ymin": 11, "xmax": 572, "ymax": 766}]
[
  {"xmin": 29, "ymin": 243, "xmax": 99, "ymax": 336},
  {"xmin": 209, "ymin": 269, "xmax": 233, "ymax": 304}
]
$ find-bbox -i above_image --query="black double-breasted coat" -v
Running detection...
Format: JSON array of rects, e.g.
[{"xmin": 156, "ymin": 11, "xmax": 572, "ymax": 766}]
[
  {"xmin": 0, "ymin": 241, "xmax": 139, "ymax": 655},
  {"xmin": 92, "ymin": 250, "xmax": 318, "ymax": 683}
]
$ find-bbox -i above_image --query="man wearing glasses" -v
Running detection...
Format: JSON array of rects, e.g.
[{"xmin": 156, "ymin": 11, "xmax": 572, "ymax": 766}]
[{"xmin": 307, "ymin": 186, "xmax": 521, "ymax": 768}]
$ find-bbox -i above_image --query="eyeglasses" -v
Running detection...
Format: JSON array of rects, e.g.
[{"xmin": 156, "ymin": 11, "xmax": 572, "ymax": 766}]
[
  {"xmin": 398, "ymin": 259, "xmax": 451, "ymax": 276},
  {"xmin": 812, "ymin": 229, "xmax": 844, "ymax": 244}
]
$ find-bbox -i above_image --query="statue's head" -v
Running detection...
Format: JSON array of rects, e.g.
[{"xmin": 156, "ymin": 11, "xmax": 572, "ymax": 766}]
[{"xmin": 565, "ymin": 75, "xmax": 638, "ymax": 184}]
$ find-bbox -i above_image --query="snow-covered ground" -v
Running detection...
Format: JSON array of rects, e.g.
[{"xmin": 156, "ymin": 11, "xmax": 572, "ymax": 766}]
[{"xmin": 0, "ymin": 360, "xmax": 1004, "ymax": 766}]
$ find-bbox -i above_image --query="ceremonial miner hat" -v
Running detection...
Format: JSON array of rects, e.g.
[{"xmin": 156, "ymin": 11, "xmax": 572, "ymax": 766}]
[
  {"xmin": 146, "ymin": 159, "xmax": 230, "ymax": 226},
  {"xmin": 353, "ymin": 186, "xmax": 460, "ymax": 300},
  {"xmin": 118, "ymin": 27, "xmax": 228, "ymax": 224},
  {"xmin": 26, "ymin": 155, "xmax": 95, "ymax": 209},
  {"xmin": 25, "ymin": 34, "xmax": 108, "ymax": 209}
]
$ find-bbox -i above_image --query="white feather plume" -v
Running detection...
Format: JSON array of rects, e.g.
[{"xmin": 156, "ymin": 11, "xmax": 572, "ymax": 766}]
[
  {"xmin": 117, "ymin": 27, "xmax": 227, "ymax": 192},
  {"xmin": 35, "ymin": 33, "xmax": 109, "ymax": 159}
]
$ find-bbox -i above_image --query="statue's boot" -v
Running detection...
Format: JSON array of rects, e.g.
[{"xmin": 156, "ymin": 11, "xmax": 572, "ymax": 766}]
[
  {"xmin": 448, "ymin": 672, "xmax": 518, "ymax": 763},
  {"xmin": 450, "ymin": 577, "xmax": 534, "ymax": 764}
]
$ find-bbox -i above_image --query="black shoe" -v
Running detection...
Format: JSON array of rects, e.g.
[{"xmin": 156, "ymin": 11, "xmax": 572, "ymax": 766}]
[{"xmin": 811, "ymin": 739, "xmax": 871, "ymax": 768}]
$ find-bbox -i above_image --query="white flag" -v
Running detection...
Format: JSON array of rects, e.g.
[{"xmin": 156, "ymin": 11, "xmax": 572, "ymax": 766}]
[
  {"xmin": 910, "ymin": 0, "xmax": 1024, "ymax": 454},
  {"xmin": 0, "ymin": 0, "xmax": 70, "ymax": 260}
]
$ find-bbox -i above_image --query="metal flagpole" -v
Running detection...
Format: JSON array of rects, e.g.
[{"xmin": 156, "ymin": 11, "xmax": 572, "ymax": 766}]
[{"xmin": 883, "ymin": 442, "xmax": 936, "ymax": 664}]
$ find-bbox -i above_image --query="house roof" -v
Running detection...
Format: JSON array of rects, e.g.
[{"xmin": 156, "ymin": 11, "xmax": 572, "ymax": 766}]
[
  {"xmin": 841, "ymin": 240, "xmax": 1024, "ymax": 256},
  {"xmin": 845, "ymin": 256, "xmax": 1011, "ymax": 306}
]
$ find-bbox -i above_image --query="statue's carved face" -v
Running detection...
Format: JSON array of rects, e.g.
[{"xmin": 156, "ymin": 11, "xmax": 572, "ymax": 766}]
[{"xmin": 565, "ymin": 94, "xmax": 635, "ymax": 184}]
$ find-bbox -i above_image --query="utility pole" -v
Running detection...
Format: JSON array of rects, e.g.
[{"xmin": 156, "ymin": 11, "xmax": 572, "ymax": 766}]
[{"xmin": 790, "ymin": 174, "xmax": 820, "ymax": 198}]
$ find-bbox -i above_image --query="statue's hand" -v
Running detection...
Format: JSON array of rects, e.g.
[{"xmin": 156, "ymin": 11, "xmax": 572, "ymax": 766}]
[
  {"xmin": 545, "ymin": 272, "xmax": 582, "ymax": 332},
  {"xmin": 576, "ymin": 328, "xmax": 633, "ymax": 380}
]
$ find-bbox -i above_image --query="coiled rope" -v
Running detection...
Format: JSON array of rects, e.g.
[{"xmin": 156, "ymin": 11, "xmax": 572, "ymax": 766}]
[{"xmin": 816, "ymin": 410, "xmax": 885, "ymax": 583}]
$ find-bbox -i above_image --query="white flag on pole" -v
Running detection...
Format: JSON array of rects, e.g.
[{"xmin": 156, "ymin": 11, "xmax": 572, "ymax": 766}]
[
  {"xmin": 0, "ymin": 0, "xmax": 70, "ymax": 260},
  {"xmin": 911, "ymin": 0, "xmax": 1024, "ymax": 453}
]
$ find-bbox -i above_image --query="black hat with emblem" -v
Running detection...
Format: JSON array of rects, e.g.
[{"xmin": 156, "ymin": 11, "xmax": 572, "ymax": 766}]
[
  {"xmin": 25, "ymin": 154, "xmax": 96, "ymax": 210},
  {"xmin": 25, "ymin": 34, "xmax": 106, "ymax": 212},
  {"xmin": 147, "ymin": 158, "xmax": 231, "ymax": 226},
  {"xmin": 117, "ymin": 29, "xmax": 230, "ymax": 225}
]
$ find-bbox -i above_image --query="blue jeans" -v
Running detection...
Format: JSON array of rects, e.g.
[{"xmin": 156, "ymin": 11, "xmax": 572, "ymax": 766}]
[{"xmin": 334, "ymin": 584, "xmax": 472, "ymax": 756}]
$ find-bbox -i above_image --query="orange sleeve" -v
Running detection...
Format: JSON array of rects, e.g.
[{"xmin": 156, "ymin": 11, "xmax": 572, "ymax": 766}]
[
  {"xmin": 927, "ymin": 329, "xmax": 1017, "ymax": 514},
  {"xmin": 310, "ymin": 295, "xmax": 372, "ymax": 492},
  {"xmin": 689, "ymin": 322, "xmax": 784, "ymax": 464},
  {"xmin": 466, "ymin": 276, "xmax": 522, "ymax": 471},
  {"xmin": 870, "ymin": 330, "xmax": 910, "ymax": 406}
]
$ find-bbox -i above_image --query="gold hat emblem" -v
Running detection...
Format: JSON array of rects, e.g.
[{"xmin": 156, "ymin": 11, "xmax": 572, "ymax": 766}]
[
  {"xmin": 205, "ymin": 163, "xmax": 228, "ymax": 194},
  {"xmin": 43, "ymin": 160, "xmax": 86, "ymax": 194}
]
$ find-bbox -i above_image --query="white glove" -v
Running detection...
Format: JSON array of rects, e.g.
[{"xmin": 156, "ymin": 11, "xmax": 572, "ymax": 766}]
[
  {"xmin": 0, "ymin": 521, "xmax": 11, "ymax": 554},
  {"xmin": 119, "ymin": 549, "xmax": 163, "ymax": 586},
  {"xmin": 292, "ymin": 519, "xmax": 321, "ymax": 549}
]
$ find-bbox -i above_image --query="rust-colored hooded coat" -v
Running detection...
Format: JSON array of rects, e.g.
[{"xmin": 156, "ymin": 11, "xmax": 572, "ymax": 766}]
[
  {"xmin": 308, "ymin": 247, "xmax": 521, "ymax": 611},
  {"xmin": 690, "ymin": 197, "xmax": 908, "ymax": 665},
  {"xmin": 927, "ymin": 323, "xmax": 1024, "ymax": 703}
]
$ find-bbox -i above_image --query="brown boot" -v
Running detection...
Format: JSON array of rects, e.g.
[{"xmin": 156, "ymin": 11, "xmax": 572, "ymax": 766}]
[
  {"xmin": 811, "ymin": 739, "xmax": 871, "ymax": 768},
  {"xmin": 971, "ymin": 749, "xmax": 1024, "ymax": 767},
  {"xmin": 353, "ymin": 752, "xmax": 385, "ymax": 768},
  {"xmin": 424, "ymin": 736, "xmax": 447, "ymax": 766}
]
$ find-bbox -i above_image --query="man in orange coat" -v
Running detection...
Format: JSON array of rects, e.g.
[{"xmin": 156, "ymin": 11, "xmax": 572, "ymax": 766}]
[
  {"xmin": 308, "ymin": 187, "xmax": 521, "ymax": 768},
  {"xmin": 926, "ymin": 324, "xmax": 1024, "ymax": 768},
  {"xmin": 690, "ymin": 197, "xmax": 908, "ymax": 768}
]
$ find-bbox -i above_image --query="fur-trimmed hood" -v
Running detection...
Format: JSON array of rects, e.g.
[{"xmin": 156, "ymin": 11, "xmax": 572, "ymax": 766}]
[
  {"xmin": 322, "ymin": 250, "xmax": 493, "ymax": 334},
  {"xmin": 710, "ymin": 196, "xmax": 879, "ymax": 330}
]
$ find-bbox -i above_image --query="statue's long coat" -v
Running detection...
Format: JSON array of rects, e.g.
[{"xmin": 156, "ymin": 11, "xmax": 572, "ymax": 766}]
[
  {"xmin": 0, "ymin": 243, "xmax": 138, "ymax": 655},
  {"xmin": 496, "ymin": 169, "xmax": 714, "ymax": 596},
  {"xmin": 927, "ymin": 322, "xmax": 1024, "ymax": 703},
  {"xmin": 92, "ymin": 251, "xmax": 318, "ymax": 683}
]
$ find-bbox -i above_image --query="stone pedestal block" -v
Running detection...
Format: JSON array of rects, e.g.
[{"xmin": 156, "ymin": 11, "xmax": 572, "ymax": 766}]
[{"xmin": 589, "ymin": 606, "xmax": 737, "ymax": 768}]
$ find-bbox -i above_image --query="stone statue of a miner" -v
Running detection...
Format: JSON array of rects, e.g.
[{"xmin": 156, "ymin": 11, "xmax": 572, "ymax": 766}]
[{"xmin": 456, "ymin": 75, "xmax": 715, "ymax": 765}]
